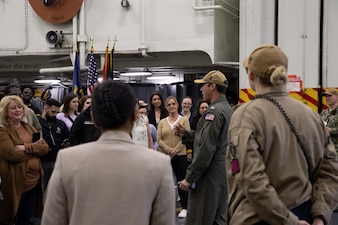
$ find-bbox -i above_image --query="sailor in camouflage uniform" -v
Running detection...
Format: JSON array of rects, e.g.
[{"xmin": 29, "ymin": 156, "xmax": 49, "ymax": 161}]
[{"xmin": 321, "ymin": 88, "xmax": 338, "ymax": 152}]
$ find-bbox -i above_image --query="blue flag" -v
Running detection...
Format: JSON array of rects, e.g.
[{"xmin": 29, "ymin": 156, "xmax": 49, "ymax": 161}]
[{"xmin": 72, "ymin": 51, "xmax": 83, "ymax": 97}]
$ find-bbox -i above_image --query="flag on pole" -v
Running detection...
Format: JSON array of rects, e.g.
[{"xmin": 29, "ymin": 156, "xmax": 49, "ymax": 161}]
[
  {"xmin": 106, "ymin": 48, "xmax": 113, "ymax": 79},
  {"xmin": 72, "ymin": 51, "xmax": 84, "ymax": 97},
  {"xmin": 108, "ymin": 37, "xmax": 116, "ymax": 80},
  {"xmin": 87, "ymin": 51, "xmax": 98, "ymax": 95},
  {"xmin": 102, "ymin": 45, "xmax": 109, "ymax": 81}
]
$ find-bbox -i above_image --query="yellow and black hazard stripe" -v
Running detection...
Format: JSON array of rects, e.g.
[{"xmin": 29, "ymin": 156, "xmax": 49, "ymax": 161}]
[{"xmin": 238, "ymin": 88, "xmax": 329, "ymax": 112}]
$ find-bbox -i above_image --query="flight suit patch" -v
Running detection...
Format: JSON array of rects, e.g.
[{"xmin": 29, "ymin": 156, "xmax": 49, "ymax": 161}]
[{"xmin": 205, "ymin": 113, "xmax": 215, "ymax": 121}]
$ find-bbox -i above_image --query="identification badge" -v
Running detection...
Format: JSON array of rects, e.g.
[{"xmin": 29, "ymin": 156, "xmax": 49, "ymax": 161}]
[
  {"xmin": 231, "ymin": 159, "xmax": 240, "ymax": 175},
  {"xmin": 229, "ymin": 143, "xmax": 240, "ymax": 175}
]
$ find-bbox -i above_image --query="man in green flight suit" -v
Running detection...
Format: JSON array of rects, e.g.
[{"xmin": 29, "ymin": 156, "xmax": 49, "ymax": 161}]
[{"xmin": 175, "ymin": 70, "xmax": 233, "ymax": 225}]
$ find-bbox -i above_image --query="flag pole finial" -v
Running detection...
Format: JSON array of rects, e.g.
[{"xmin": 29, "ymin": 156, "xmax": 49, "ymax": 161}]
[
  {"xmin": 106, "ymin": 36, "xmax": 110, "ymax": 47},
  {"xmin": 112, "ymin": 35, "xmax": 117, "ymax": 49},
  {"xmin": 73, "ymin": 44, "xmax": 78, "ymax": 52},
  {"xmin": 89, "ymin": 37, "xmax": 94, "ymax": 53}
]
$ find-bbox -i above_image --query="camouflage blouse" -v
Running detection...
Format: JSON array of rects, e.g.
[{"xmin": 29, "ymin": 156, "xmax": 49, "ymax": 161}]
[{"xmin": 320, "ymin": 107, "xmax": 338, "ymax": 152}]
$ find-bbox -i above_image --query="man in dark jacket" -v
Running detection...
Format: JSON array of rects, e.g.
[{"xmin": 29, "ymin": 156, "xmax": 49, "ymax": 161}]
[
  {"xmin": 70, "ymin": 106, "xmax": 100, "ymax": 146},
  {"xmin": 39, "ymin": 98, "xmax": 69, "ymax": 189}
]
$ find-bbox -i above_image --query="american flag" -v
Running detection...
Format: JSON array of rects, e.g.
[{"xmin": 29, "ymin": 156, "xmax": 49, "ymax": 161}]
[
  {"xmin": 205, "ymin": 113, "xmax": 215, "ymax": 121},
  {"xmin": 87, "ymin": 52, "xmax": 98, "ymax": 95}
]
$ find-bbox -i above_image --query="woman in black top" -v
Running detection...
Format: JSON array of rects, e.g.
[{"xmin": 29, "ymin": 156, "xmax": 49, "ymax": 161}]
[{"xmin": 147, "ymin": 92, "xmax": 168, "ymax": 128}]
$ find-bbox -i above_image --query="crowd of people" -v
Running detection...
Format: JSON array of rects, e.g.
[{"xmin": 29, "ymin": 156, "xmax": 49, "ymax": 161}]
[{"xmin": 1, "ymin": 44, "xmax": 338, "ymax": 225}]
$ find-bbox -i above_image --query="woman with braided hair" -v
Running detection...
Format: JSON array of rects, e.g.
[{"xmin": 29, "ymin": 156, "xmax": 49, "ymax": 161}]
[{"xmin": 42, "ymin": 80, "xmax": 176, "ymax": 225}]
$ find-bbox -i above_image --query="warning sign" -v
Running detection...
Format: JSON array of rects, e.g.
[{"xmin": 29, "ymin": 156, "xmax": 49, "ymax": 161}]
[{"xmin": 287, "ymin": 75, "xmax": 302, "ymax": 92}]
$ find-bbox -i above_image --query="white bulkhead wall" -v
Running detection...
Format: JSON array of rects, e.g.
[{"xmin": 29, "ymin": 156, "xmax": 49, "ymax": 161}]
[
  {"xmin": 239, "ymin": 0, "xmax": 275, "ymax": 89},
  {"xmin": 240, "ymin": 0, "xmax": 338, "ymax": 89},
  {"xmin": 85, "ymin": 0, "xmax": 217, "ymax": 54},
  {"xmin": 0, "ymin": 0, "xmax": 70, "ymax": 53},
  {"xmin": 323, "ymin": 0, "xmax": 338, "ymax": 87},
  {"xmin": 0, "ymin": 0, "xmax": 239, "ymax": 67},
  {"xmin": 278, "ymin": 0, "xmax": 320, "ymax": 88}
]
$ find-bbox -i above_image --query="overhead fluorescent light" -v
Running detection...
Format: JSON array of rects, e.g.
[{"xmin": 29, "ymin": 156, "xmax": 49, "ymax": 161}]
[
  {"xmin": 120, "ymin": 72, "xmax": 152, "ymax": 77},
  {"xmin": 34, "ymin": 79, "xmax": 60, "ymax": 84},
  {"xmin": 96, "ymin": 77, "xmax": 119, "ymax": 82},
  {"xmin": 147, "ymin": 76, "xmax": 176, "ymax": 80}
]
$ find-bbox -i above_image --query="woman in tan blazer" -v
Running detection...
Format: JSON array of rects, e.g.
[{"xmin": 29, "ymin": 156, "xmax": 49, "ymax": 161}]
[{"xmin": 42, "ymin": 81, "xmax": 176, "ymax": 225}]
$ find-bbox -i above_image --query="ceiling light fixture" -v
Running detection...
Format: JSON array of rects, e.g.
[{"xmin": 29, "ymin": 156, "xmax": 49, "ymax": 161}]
[
  {"xmin": 146, "ymin": 75, "xmax": 176, "ymax": 80},
  {"xmin": 120, "ymin": 72, "xmax": 152, "ymax": 77},
  {"xmin": 34, "ymin": 79, "xmax": 61, "ymax": 84}
]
